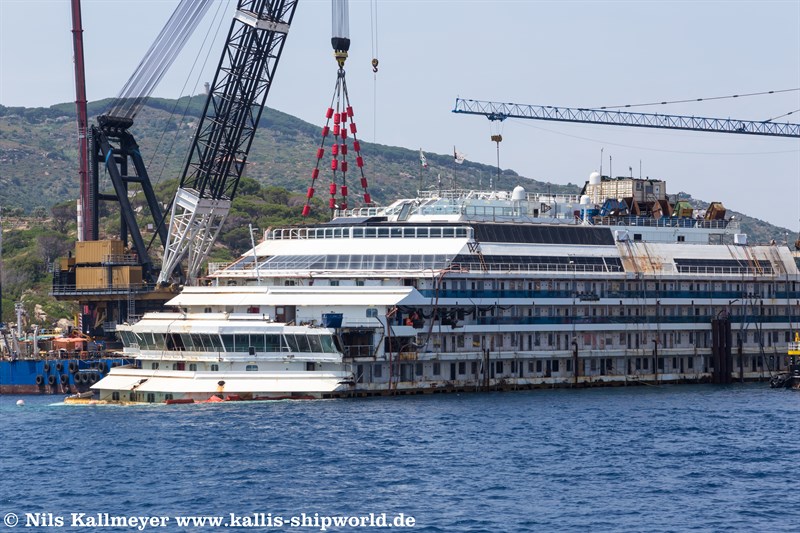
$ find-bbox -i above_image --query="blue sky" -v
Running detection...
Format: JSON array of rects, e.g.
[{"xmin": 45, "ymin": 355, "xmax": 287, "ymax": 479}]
[{"xmin": 1, "ymin": 0, "xmax": 799, "ymax": 231}]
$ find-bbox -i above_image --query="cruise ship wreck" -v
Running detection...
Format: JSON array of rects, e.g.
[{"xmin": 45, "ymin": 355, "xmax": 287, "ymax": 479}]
[{"xmin": 96, "ymin": 175, "xmax": 799, "ymax": 401}]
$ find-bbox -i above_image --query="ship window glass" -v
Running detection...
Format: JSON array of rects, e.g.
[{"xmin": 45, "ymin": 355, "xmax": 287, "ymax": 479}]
[
  {"xmin": 284, "ymin": 334, "xmax": 301, "ymax": 352},
  {"xmin": 365, "ymin": 228, "xmax": 377, "ymax": 238},
  {"xmin": 432, "ymin": 362, "xmax": 440, "ymax": 376},
  {"xmin": 206, "ymin": 335, "xmax": 223, "ymax": 351},
  {"xmin": 458, "ymin": 362, "xmax": 466, "ymax": 375},
  {"xmin": 192, "ymin": 334, "xmax": 206, "ymax": 351},
  {"xmin": 180, "ymin": 334, "xmax": 195, "ymax": 351},
  {"xmin": 250, "ymin": 334, "xmax": 266, "ymax": 352},
  {"xmin": 429, "ymin": 227, "xmax": 442, "ymax": 238},
  {"xmin": 147, "ymin": 393, "xmax": 155, "ymax": 403},
  {"xmin": 307, "ymin": 335, "xmax": 323, "ymax": 352},
  {"xmin": 373, "ymin": 364, "xmax": 383, "ymax": 378},
  {"xmin": 353, "ymin": 228, "xmax": 364, "ymax": 238},
  {"xmin": 471, "ymin": 361, "xmax": 478, "ymax": 374},
  {"xmin": 246, "ymin": 365, "xmax": 258, "ymax": 371},
  {"xmin": 443, "ymin": 227, "xmax": 455, "ymax": 238},
  {"xmin": 495, "ymin": 361, "xmax": 504, "ymax": 374},
  {"xmin": 211, "ymin": 364, "xmax": 219, "ymax": 371},
  {"xmin": 189, "ymin": 363, "xmax": 197, "ymax": 371},
  {"xmin": 221, "ymin": 335, "xmax": 235, "ymax": 352},
  {"xmin": 264, "ymin": 335, "xmax": 281, "ymax": 352},
  {"xmin": 320, "ymin": 335, "xmax": 336, "ymax": 353},
  {"xmin": 295, "ymin": 334, "xmax": 312, "ymax": 352},
  {"xmin": 417, "ymin": 228, "xmax": 429, "ymax": 238},
  {"xmin": 112, "ymin": 392, "xmax": 120, "ymax": 401},
  {"xmin": 378, "ymin": 227, "xmax": 390, "ymax": 238},
  {"xmin": 416, "ymin": 363, "xmax": 424, "ymax": 376},
  {"xmin": 118, "ymin": 331, "xmax": 131, "ymax": 346},
  {"xmin": 402, "ymin": 227, "xmax": 415, "ymax": 238},
  {"xmin": 234, "ymin": 334, "xmax": 250, "ymax": 352},
  {"xmin": 151, "ymin": 362, "xmax": 159, "ymax": 370},
  {"xmin": 553, "ymin": 360, "xmax": 560, "ymax": 372}
]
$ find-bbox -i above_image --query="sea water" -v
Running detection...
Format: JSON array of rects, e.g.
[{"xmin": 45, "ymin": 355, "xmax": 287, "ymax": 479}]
[{"xmin": 2, "ymin": 384, "xmax": 800, "ymax": 532}]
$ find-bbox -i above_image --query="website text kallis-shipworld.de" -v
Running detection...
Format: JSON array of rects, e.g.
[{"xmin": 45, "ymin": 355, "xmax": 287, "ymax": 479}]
[{"xmin": 22, "ymin": 511, "xmax": 416, "ymax": 531}]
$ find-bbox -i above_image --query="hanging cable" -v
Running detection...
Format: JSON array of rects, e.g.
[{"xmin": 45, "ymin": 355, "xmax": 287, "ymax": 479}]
[
  {"xmin": 303, "ymin": 0, "xmax": 371, "ymax": 217},
  {"xmin": 764, "ymin": 109, "xmax": 800, "ymax": 123},
  {"xmin": 590, "ymin": 88, "xmax": 800, "ymax": 111},
  {"xmin": 370, "ymin": 0, "xmax": 379, "ymax": 142},
  {"xmin": 107, "ymin": 0, "xmax": 214, "ymax": 120},
  {"xmin": 148, "ymin": 0, "xmax": 229, "ymax": 181}
]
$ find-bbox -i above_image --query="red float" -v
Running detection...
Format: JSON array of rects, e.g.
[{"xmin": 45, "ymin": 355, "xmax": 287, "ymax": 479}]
[
  {"xmin": 329, "ymin": 183, "xmax": 337, "ymax": 195},
  {"xmin": 316, "ymin": 148, "xmax": 324, "ymax": 159},
  {"xmin": 353, "ymin": 140, "xmax": 361, "ymax": 152},
  {"xmin": 341, "ymin": 185, "xmax": 348, "ymax": 196},
  {"xmin": 325, "ymin": 107, "xmax": 333, "ymax": 119},
  {"xmin": 341, "ymin": 161, "xmax": 348, "ymax": 172},
  {"xmin": 331, "ymin": 159, "xmax": 338, "ymax": 170},
  {"xmin": 302, "ymin": 204, "xmax": 311, "ymax": 216},
  {"xmin": 306, "ymin": 187, "xmax": 315, "ymax": 199},
  {"xmin": 356, "ymin": 156, "xmax": 364, "ymax": 167},
  {"xmin": 349, "ymin": 122, "xmax": 357, "ymax": 134},
  {"xmin": 311, "ymin": 168, "xmax": 319, "ymax": 179},
  {"xmin": 364, "ymin": 193, "xmax": 371, "ymax": 203}
]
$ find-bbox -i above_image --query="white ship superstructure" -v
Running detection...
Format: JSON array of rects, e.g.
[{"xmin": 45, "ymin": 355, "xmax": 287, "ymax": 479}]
[{"xmin": 101, "ymin": 174, "xmax": 800, "ymax": 400}]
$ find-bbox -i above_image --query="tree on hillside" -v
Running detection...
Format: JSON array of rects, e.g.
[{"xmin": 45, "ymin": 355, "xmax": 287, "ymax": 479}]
[
  {"xmin": 51, "ymin": 202, "xmax": 76, "ymax": 232},
  {"xmin": 37, "ymin": 234, "xmax": 72, "ymax": 272}
]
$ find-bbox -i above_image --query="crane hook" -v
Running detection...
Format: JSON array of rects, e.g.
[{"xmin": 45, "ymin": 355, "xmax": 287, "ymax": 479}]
[{"xmin": 371, "ymin": 58, "xmax": 379, "ymax": 73}]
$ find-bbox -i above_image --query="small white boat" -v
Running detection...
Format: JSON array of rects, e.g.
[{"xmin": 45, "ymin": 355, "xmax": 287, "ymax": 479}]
[{"xmin": 92, "ymin": 311, "xmax": 354, "ymax": 404}]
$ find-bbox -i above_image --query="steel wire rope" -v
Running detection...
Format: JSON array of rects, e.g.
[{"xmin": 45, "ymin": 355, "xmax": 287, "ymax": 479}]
[
  {"xmin": 370, "ymin": 0, "xmax": 379, "ymax": 142},
  {"xmin": 590, "ymin": 88, "xmax": 800, "ymax": 111},
  {"xmin": 108, "ymin": 0, "xmax": 214, "ymax": 120},
  {"xmin": 509, "ymin": 118, "xmax": 800, "ymax": 155},
  {"xmin": 113, "ymin": 1, "xmax": 210, "ymax": 118},
  {"xmin": 148, "ymin": 0, "xmax": 230, "ymax": 183},
  {"xmin": 145, "ymin": 0, "xmax": 233, "ymax": 256}
]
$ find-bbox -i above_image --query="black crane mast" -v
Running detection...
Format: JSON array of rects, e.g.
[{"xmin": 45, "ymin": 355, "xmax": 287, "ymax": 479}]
[{"xmin": 159, "ymin": 0, "xmax": 298, "ymax": 284}]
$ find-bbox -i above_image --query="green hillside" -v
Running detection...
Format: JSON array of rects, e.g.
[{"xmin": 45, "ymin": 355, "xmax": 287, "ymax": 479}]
[
  {"xmin": 0, "ymin": 96, "xmax": 573, "ymax": 216},
  {"xmin": 0, "ymin": 97, "xmax": 796, "ymax": 325}
]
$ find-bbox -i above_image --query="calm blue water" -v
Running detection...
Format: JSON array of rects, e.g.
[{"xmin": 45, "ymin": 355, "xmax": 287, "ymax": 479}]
[{"xmin": 2, "ymin": 384, "xmax": 800, "ymax": 532}]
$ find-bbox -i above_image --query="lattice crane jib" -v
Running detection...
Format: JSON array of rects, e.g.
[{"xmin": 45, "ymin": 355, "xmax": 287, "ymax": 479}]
[
  {"xmin": 159, "ymin": 0, "xmax": 298, "ymax": 285},
  {"xmin": 452, "ymin": 98, "xmax": 800, "ymax": 138}
]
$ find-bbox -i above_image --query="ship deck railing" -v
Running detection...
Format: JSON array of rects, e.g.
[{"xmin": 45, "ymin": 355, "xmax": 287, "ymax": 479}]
[
  {"xmin": 50, "ymin": 283, "xmax": 157, "ymax": 296},
  {"xmin": 424, "ymin": 289, "xmax": 796, "ymax": 300},
  {"xmin": 265, "ymin": 225, "xmax": 473, "ymax": 241}
]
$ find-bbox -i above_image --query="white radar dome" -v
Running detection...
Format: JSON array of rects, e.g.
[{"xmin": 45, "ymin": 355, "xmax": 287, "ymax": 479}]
[
  {"xmin": 511, "ymin": 185, "xmax": 526, "ymax": 201},
  {"xmin": 589, "ymin": 171, "xmax": 602, "ymax": 185},
  {"xmin": 580, "ymin": 195, "xmax": 591, "ymax": 205}
]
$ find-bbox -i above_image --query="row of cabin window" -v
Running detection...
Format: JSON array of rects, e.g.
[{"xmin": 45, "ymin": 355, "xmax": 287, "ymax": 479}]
[
  {"xmin": 120, "ymin": 331, "xmax": 336, "ymax": 353},
  {"xmin": 370, "ymin": 359, "xmax": 573, "ymax": 378}
]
